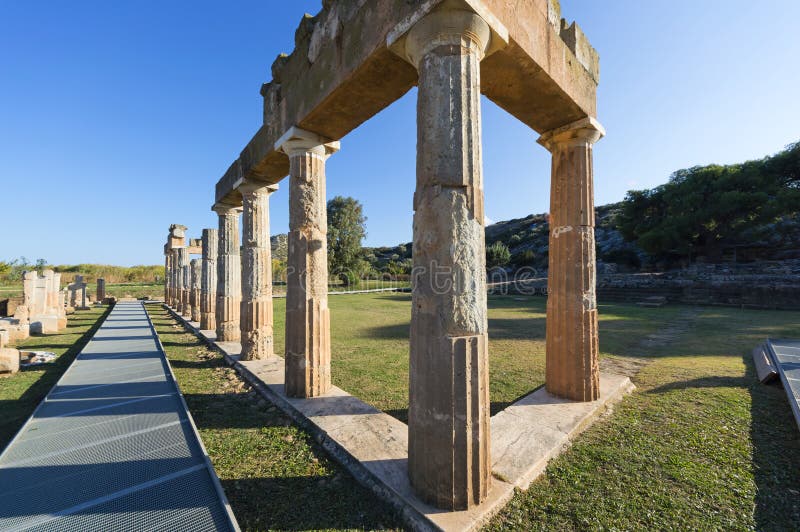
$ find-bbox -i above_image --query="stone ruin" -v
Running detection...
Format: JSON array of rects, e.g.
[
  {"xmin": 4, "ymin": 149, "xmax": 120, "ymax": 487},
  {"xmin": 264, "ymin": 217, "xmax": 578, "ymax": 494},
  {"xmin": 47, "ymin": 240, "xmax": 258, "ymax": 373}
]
[
  {"xmin": 68, "ymin": 275, "xmax": 91, "ymax": 310},
  {"xmin": 0, "ymin": 269, "xmax": 71, "ymax": 373},
  {"xmin": 164, "ymin": 0, "xmax": 611, "ymax": 524}
]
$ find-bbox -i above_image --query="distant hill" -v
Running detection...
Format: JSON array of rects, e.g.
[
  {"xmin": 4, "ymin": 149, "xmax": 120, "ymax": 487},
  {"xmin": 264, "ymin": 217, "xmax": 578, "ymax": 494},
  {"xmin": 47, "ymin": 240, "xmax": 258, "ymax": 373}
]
[{"xmin": 361, "ymin": 141, "xmax": 800, "ymax": 274}]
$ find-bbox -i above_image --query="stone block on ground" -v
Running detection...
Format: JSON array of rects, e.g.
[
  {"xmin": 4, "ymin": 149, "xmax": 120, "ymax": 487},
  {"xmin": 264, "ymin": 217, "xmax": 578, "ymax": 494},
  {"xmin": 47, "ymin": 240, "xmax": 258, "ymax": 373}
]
[
  {"xmin": 753, "ymin": 344, "xmax": 778, "ymax": 384},
  {"xmin": 0, "ymin": 348, "xmax": 20, "ymax": 374},
  {"xmin": 0, "ymin": 318, "xmax": 30, "ymax": 342},
  {"xmin": 30, "ymin": 315, "xmax": 60, "ymax": 334}
]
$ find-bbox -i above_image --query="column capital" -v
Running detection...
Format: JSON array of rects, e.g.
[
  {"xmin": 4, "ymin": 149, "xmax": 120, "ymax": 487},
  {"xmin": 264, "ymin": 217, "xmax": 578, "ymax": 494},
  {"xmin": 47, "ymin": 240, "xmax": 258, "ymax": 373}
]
[
  {"xmin": 211, "ymin": 202, "xmax": 243, "ymax": 216},
  {"xmin": 275, "ymin": 126, "xmax": 340, "ymax": 159},
  {"xmin": 238, "ymin": 179, "xmax": 279, "ymax": 197},
  {"xmin": 537, "ymin": 116, "xmax": 605, "ymax": 151},
  {"xmin": 388, "ymin": 0, "xmax": 508, "ymax": 69}
]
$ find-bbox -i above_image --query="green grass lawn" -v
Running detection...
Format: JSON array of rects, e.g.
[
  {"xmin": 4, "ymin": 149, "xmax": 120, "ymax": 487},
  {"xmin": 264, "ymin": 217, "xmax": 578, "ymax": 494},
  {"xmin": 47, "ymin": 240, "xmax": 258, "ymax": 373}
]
[
  {"xmin": 267, "ymin": 293, "xmax": 685, "ymax": 421},
  {"xmin": 0, "ymin": 305, "xmax": 110, "ymax": 449},
  {"xmin": 243, "ymin": 293, "xmax": 800, "ymax": 529},
  {"xmin": 4, "ymin": 293, "xmax": 799, "ymax": 529}
]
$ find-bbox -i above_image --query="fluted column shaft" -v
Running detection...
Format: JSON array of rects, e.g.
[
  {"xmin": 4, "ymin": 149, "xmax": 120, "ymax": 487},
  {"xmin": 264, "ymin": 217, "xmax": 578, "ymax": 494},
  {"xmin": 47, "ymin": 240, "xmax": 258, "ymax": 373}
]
[
  {"xmin": 177, "ymin": 248, "xmax": 190, "ymax": 314},
  {"xmin": 190, "ymin": 259, "xmax": 202, "ymax": 323},
  {"xmin": 164, "ymin": 252, "xmax": 171, "ymax": 302},
  {"xmin": 182, "ymin": 257, "xmax": 191, "ymax": 317},
  {"xmin": 214, "ymin": 205, "xmax": 242, "ymax": 342},
  {"xmin": 402, "ymin": 8, "xmax": 492, "ymax": 511},
  {"xmin": 200, "ymin": 229, "xmax": 218, "ymax": 331},
  {"xmin": 240, "ymin": 182, "xmax": 277, "ymax": 361},
  {"xmin": 539, "ymin": 117, "xmax": 605, "ymax": 402},
  {"xmin": 170, "ymin": 249, "xmax": 179, "ymax": 307},
  {"xmin": 277, "ymin": 129, "xmax": 337, "ymax": 398}
]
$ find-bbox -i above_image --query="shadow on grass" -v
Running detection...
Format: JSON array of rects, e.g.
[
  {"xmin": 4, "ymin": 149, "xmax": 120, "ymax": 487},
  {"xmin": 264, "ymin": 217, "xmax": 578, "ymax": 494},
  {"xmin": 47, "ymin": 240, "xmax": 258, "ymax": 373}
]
[
  {"xmin": 220, "ymin": 476, "xmax": 397, "ymax": 531},
  {"xmin": 746, "ymin": 353, "xmax": 800, "ymax": 527},
  {"xmin": 0, "ymin": 305, "xmax": 114, "ymax": 451}
]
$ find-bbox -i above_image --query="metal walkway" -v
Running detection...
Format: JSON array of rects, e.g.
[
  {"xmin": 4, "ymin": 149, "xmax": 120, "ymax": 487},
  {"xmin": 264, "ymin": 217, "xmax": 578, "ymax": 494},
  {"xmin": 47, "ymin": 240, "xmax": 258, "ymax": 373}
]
[
  {"xmin": 0, "ymin": 301, "xmax": 238, "ymax": 532},
  {"xmin": 767, "ymin": 339, "xmax": 800, "ymax": 431}
]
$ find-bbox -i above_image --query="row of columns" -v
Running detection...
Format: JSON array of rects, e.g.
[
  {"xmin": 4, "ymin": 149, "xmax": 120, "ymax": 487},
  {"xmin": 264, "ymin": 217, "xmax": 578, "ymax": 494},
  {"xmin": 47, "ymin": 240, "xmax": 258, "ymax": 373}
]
[{"xmin": 163, "ymin": 3, "xmax": 603, "ymax": 514}]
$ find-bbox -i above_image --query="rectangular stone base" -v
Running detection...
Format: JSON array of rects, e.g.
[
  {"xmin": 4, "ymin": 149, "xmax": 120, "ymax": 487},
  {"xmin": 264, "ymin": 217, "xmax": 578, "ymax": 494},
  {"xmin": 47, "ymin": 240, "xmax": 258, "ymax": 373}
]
[
  {"xmin": 166, "ymin": 304, "xmax": 634, "ymax": 531},
  {"xmin": 29, "ymin": 315, "xmax": 61, "ymax": 334},
  {"xmin": 0, "ymin": 319, "xmax": 29, "ymax": 343}
]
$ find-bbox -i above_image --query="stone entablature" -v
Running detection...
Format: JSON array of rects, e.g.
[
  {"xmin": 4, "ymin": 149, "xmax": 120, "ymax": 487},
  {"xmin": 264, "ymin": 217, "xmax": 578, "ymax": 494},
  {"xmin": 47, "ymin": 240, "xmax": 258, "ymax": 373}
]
[{"xmin": 214, "ymin": 0, "xmax": 599, "ymax": 204}]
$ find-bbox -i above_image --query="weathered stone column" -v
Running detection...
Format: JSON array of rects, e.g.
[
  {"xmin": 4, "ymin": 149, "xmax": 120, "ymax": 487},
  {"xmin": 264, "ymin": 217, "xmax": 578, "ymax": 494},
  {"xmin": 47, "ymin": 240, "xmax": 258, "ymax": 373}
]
[
  {"xmin": 276, "ymin": 127, "xmax": 339, "ymax": 397},
  {"xmin": 538, "ymin": 117, "xmax": 605, "ymax": 402},
  {"xmin": 97, "ymin": 278, "xmax": 106, "ymax": 302},
  {"xmin": 239, "ymin": 181, "xmax": 278, "ymax": 361},
  {"xmin": 190, "ymin": 259, "xmax": 201, "ymax": 323},
  {"xmin": 22, "ymin": 271, "xmax": 35, "ymax": 312},
  {"xmin": 400, "ymin": 6, "xmax": 493, "ymax": 510},
  {"xmin": 182, "ymin": 251, "xmax": 192, "ymax": 317},
  {"xmin": 171, "ymin": 250, "xmax": 179, "ymax": 310},
  {"xmin": 176, "ymin": 248, "xmax": 189, "ymax": 314},
  {"xmin": 164, "ymin": 251, "xmax": 171, "ymax": 302},
  {"xmin": 42, "ymin": 270, "xmax": 56, "ymax": 314},
  {"xmin": 200, "ymin": 229, "xmax": 218, "ymax": 331},
  {"xmin": 213, "ymin": 204, "xmax": 242, "ymax": 342}
]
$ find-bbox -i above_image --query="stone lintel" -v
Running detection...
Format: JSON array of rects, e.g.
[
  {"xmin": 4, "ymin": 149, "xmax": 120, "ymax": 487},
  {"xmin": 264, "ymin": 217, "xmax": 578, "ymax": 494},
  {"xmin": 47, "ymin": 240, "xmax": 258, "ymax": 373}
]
[{"xmin": 215, "ymin": 0, "xmax": 599, "ymax": 203}]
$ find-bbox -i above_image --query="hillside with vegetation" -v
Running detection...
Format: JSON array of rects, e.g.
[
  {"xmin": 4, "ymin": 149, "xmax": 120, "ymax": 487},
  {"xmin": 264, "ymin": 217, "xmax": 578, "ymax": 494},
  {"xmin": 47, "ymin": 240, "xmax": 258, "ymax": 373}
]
[
  {"xmin": 361, "ymin": 141, "xmax": 800, "ymax": 276},
  {"xmin": 0, "ymin": 259, "xmax": 163, "ymax": 285}
]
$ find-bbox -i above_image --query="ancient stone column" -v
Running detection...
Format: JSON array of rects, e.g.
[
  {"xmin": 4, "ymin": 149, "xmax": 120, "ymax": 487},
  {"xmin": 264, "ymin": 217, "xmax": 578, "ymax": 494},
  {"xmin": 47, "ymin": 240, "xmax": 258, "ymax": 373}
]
[
  {"xmin": 402, "ymin": 6, "xmax": 492, "ymax": 510},
  {"xmin": 276, "ymin": 127, "xmax": 338, "ymax": 397},
  {"xmin": 182, "ymin": 255, "xmax": 191, "ymax": 317},
  {"xmin": 213, "ymin": 204, "xmax": 242, "ymax": 342},
  {"xmin": 97, "ymin": 278, "xmax": 106, "ymax": 302},
  {"xmin": 239, "ymin": 181, "xmax": 278, "ymax": 361},
  {"xmin": 190, "ymin": 259, "xmax": 202, "ymax": 323},
  {"xmin": 171, "ymin": 248, "xmax": 181, "ymax": 308},
  {"xmin": 164, "ymin": 251, "xmax": 171, "ymax": 303},
  {"xmin": 42, "ymin": 270, "xmax": 56, "ymax": 314},
  {"xmin": 200, "ymin": 228, "xmax": 218, "ymax": 331},
  {"xmin": 538, "ymin": 117, "xmax": 605, "ymax": 402},
  {"xmin": 22, "ymin": 271, "xmax": 36, "ymax": 311},
  {"xmin": 176, "ymin": 248, "xmax": 189, "ymax": 314}
]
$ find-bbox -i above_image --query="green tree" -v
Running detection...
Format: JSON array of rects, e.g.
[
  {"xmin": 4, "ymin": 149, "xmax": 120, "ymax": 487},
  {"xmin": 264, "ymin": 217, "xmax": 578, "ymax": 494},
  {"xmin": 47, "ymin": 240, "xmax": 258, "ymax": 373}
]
[
  {"xmin": 486, "ymin": 241, "xmax": 511, "ymax": 269},
  {"xmin": 618, "ymin": 142, "xmax": 800, "ymax": 263},
  {"xmin": 327, "ymin": 196, "xmax": 367, "ymax": 286}
]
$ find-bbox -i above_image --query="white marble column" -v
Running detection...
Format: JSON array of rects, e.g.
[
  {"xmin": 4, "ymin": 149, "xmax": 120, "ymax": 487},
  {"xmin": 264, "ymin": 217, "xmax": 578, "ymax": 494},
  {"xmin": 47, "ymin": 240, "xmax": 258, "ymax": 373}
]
[
  {"xmin": 239, "ymin": 181, "xmax": 278, "ymax": 361},
  {"xmin": 213, "ymin": 204, "xmax": 242, "ymax": 342},
  {"xmin": 276, "ymin": 127, "xmax": 339, "ymax": 398}
]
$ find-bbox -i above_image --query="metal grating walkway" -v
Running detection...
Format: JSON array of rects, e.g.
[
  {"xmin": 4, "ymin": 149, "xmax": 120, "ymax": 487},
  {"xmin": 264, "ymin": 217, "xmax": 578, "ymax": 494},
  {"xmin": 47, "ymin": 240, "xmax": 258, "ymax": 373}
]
[
  {"xmin": 0, "ymin": 301, "xmax": 238, "ymax": 532},
  {"xmin": 768, "ymin": 339, "xmax": 800, "ymax": 431}
]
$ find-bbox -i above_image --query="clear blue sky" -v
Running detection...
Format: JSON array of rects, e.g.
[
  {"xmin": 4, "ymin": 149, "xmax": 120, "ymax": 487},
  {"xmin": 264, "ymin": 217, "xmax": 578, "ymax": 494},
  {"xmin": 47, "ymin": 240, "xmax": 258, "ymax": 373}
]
[{"xmin": 1, "ymin": 0, "xmax": 798, "ymax": 266}]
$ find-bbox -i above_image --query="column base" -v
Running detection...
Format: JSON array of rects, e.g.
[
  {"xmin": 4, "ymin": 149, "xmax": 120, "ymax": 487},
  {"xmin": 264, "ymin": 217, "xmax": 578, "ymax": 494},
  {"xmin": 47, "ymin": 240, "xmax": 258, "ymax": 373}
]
[
  {"xmin": 545, "ymin": 307, "xmax": 599, "ymax": 401},
  {"xmin": 409, "ymin": 333, "xmax": 491, "ymax": 510},
  {"xmin": 284, "ymin": 298, "xmax": 331, "ymax": 398}
]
